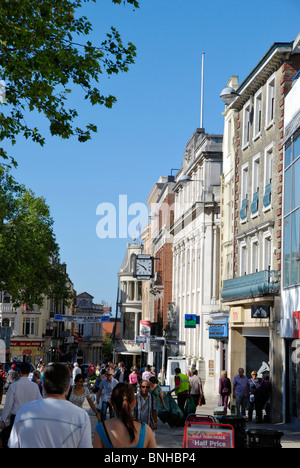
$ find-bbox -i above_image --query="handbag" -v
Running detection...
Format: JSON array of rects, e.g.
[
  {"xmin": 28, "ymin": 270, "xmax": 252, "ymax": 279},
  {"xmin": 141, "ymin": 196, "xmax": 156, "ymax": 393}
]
[{"xmin": 198, "ymin": 393, "xmax": 206, "ymax": 406}]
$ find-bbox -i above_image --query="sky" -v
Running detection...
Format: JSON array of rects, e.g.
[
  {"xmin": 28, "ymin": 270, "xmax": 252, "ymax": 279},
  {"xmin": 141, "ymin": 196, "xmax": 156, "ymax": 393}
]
[{"xmin": 6, "ymin": 0, "xmax": 300, "ymax": 309}]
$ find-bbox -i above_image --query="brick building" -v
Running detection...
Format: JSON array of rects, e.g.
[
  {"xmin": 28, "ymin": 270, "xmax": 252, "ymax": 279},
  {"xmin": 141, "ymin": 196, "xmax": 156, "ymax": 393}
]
[{"xmin": 221, "ymin": 35, "xmax": 300, "ymax": 422}]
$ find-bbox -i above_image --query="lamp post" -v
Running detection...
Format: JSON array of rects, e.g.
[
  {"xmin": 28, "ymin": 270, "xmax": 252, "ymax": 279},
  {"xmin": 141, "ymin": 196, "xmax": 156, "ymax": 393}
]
[{"xmin": 220, "ymin": 87, "xmax": 240, "ymax": 105}]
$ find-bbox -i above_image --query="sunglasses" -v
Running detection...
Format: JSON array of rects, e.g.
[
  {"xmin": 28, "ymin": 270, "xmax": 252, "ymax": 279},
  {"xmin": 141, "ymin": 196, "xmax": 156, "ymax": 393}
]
[{"xmin": 141, "ymin": 385, "xmax": 150, "ymax": 389}]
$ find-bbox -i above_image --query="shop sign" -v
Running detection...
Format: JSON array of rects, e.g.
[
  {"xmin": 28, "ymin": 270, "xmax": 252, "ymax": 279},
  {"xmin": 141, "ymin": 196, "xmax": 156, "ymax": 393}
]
[
  {"xmin": 209, "ymin": 322, "xmax": 228, "ymax": 339},
  {"xmin": 293, "ymin": 311, "xmax": 300, "ymax": 339},
  {"xmin": 251, "ymin": 305, "xmax": 270, "ymax": 318},
  {"xmin": 185, "ymin": 314, "xmax": 197, "ymax": 328},
  {"xmin": 231, "ymin": 307, "xmax": 244, "ymax": 323},
  {"xmin": 10, "ymin": 341, "xmax": 42, "ymax": 347},
  {"xmin": 183, "ymin": 422, "xmax": 235, "ymax": 449},
  {"xmin": 140, "ymin": 320, "xmax": 151, "ymax": 337}
]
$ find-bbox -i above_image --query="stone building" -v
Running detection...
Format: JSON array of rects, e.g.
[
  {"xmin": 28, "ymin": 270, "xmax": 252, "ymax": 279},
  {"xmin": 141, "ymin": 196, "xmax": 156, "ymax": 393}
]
[
  {"xmin": 221, "ymin": 35, "xmax": 300, "ymax": 422},
  {"xmin": 172, "ymin": 128, "xmax": 223, "ymax": 397}
]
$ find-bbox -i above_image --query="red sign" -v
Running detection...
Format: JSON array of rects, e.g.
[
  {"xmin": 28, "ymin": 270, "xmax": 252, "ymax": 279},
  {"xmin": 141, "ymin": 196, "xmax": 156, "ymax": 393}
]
[
  {"xmin": 10, "ymin": 341, "xmax": 42, "ymax": 348},
  {"xmin": 293, "ymin": 312, "xmax": 300, "ymax": 339},
  {"xmin": 183, "ymin": 422, "xmax": 235, "ymax": 449}
]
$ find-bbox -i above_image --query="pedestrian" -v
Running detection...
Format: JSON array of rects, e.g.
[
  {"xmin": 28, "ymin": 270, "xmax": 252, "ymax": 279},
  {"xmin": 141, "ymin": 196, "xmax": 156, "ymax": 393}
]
[
  {"xmin": 95, "ymin": 368, "xmax": 107, "ymax": 407},
  {"xmin": 0, "ymin": 364, "xmax": 6, "ymax": 404},
  {"xmin": 72, "ymin": 362, "xmax": 81, "ymax": 383},
  {"xmin": 219, "ymin": 370, "xmax": 232, "ymax": 413},
  {"xmin": 67, "ymin": 374, "xmax": 101, "ymax": 423},
  {"xmin": 32, "ymin": 371, "xmax": 43, "ymax": 396},
  {"xmin": 190, "ymin": 369, "xmax": 204, "ymax": 407},
  {"xmin": 248, "ymin": 371, "xmax": 261, "ymax": 422},
  {"xmin": 232, "ymin": 368, "xmax": 249, "ymax": 417},
  {"xmin": 136, "ymin": 365, "xmax": 142, "ymax": 386},
  {"xmin": 97, "ymin": 369, "xmax": 118, "ymax": 421},
  {"xmin": 142, "ymin": 365, "xmax": 153, "ymax": 382},
  {"xmin": 254, "ymin": 374, "xmax": 272, "ymax": 423},
  {"xmin": 149, "ymin": 376, "xmax": 166, "ymax": 410},
  {"xmin": 6, "ymin": 364, "xmax": 19, "ymax": 386},
  {"xmin": 129, "ymin": 367, "xmax": 138, "ymax": 392},
  {"xmin": 0, "ymin": 362, "xmax": 42, "ymax": 448},
  {"xmin": 88, "ymin": 362, "xmax": 96, "ymax": 379},
  {"xmin": 133, "ymin": 380, "xmax": 157, "ymax": 431},
  {"xmin": 115, "ymin": 361, "xmax": 129, "ymax": 383},
  {"xmin": 8, "ymin": 363, "xmax": 92, "ymax": 448},
  {"xmin": 94, "ymin": 382, "xmax": 157, "ymax": 448},
  {"xmin": 168, "ymin": 367, "xmax": 190, "ymax": 414}
]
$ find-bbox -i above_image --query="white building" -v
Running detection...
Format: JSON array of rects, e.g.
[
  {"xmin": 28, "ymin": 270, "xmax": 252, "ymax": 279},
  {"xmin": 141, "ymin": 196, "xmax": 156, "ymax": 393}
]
[
  {"xmin": 115, "ymin": 238, "xmax": 143, "ymax": 367},
  {"xmin": 172, "ymin": 128, "xmax": 223, "ymax": 397}
]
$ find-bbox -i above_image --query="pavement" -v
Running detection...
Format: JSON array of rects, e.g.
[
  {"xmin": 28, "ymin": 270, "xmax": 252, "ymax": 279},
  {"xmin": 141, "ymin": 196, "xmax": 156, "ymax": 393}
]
[
  {"xmin": 1, "ymin": 392, "xmax": 300, "ymax": 448},
  {"xmin": 86, "ymin": 396, "xmax": 300, "ymax": 448}
]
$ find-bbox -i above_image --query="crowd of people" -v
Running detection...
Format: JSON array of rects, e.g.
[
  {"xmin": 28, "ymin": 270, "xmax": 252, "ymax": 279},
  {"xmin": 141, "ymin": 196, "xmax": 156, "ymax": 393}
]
[
  {"xmin": 0, "ymin": 360, "xmax": 161, "ymax": 448},
  {"xmin": 219, "ymin": 367, "xmax": 272, "ymax": 423},
  {"xmin": 0, "ymin": 359, "xmax": 272, "ymax": 448}
]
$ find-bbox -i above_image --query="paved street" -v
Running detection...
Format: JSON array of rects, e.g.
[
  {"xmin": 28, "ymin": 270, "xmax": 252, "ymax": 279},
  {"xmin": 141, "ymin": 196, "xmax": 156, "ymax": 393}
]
[{"xmin": 1, "ymin": 392, "xmax": 300, "ymax": 448}]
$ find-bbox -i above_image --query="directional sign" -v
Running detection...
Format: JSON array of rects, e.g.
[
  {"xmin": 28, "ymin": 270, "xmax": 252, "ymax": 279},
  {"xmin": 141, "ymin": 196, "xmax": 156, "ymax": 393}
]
[{"xmin": 55, "ymin": 314, "xmax": 109, "ymax": 324}]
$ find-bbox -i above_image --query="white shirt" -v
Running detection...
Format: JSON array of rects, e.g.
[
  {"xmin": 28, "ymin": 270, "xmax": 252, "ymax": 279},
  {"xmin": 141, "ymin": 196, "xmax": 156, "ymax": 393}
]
[
  {"xmin": 72, "ymin": 366, "xmax": 82, "ymax": 381},
  {"xmin": 1, "ymin": 377, "xmax": 42, "ymax": 423},
  {"xmin": 8, "ymin": 398, "xmax": 92, "ymax": 448}
]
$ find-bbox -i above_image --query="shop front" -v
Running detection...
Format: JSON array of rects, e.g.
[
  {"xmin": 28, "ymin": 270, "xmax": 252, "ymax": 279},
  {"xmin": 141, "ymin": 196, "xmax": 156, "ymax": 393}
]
[{"xmin": 9, "ymin": 340, "xmax": 44, "ymax": 366}]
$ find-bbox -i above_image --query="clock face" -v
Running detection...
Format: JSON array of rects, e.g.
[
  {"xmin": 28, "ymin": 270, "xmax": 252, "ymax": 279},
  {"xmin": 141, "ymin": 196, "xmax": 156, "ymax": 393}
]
[{"xmin": 135, "ymin": 257, "xmax": 153, "ymax": 277}]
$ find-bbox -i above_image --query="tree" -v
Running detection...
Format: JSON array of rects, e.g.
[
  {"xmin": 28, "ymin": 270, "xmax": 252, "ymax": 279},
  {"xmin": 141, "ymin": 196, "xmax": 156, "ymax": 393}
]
[
  {"xmin": 0, "ymin": 0, "xmax": 139, "ymax": 168},
  {"xmin": 0, "ymin": 168, "xmax": 72, "ymax": 308},
  {"xmin": 102, "ymin": 332, "xmax": 114, "ymax": 361}
]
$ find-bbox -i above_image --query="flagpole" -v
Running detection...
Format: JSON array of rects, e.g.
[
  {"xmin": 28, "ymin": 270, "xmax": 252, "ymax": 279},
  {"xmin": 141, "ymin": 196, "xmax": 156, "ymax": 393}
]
[{"xmin": 200, "ymin": 52, "xmax": 205, "ymax": 128}]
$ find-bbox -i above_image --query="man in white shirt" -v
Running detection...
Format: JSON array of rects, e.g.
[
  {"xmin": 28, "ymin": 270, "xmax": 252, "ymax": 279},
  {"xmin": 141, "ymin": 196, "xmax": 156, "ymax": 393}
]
[
  {"xmin": 9, "ymin": 363, "xmax": 92, "ymax": 448},
  {"xmin": 1, "ymin": 362, "xmax": 42, "ymax": 447}
]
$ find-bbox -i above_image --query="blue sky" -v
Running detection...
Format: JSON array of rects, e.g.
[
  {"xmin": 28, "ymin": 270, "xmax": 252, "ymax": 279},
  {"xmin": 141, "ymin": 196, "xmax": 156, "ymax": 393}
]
[{"xmin": 7, "ymin": 0, "xmax": 300, "ymax": 308}]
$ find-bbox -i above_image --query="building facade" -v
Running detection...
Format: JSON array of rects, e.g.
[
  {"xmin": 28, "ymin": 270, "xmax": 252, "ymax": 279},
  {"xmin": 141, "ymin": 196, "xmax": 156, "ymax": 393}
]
[
  {"xmin": 172, "ymin": 128, "xmax": 223, "ymax": 397},
  {"xmin": 281, "ymin": 62, "xmax": 300, "ymax": 423},
  {"xmin": 115, "ymin": 238, "xmax": 143, "ymax": 368},
  {"xmin": 221, "ymin": 36, "xmax": 300, "ymax": 422}
]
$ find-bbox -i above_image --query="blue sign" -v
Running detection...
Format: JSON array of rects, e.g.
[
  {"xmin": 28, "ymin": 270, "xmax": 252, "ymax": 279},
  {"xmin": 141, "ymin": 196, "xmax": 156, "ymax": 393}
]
[
  {"xmin": 209, "ymin": 322, "xmax": 229, "ymax": 339},
  {"xmin": 136, "ymin": 336, "xmax": 147, "ymax": 344}
]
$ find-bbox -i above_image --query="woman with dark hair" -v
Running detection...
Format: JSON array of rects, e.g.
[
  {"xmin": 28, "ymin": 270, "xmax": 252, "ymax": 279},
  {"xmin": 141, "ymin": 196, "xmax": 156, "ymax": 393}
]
[{"xmin": 93, "ymin": 382, "xmax": 157, "ymax": 448}]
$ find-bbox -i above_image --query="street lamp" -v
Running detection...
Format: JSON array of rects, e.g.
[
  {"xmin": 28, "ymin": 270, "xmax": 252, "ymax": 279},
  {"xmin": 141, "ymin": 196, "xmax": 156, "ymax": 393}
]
[
  {"xmin": 220, "ymin": 87, "xmax": 240, "ymax": 105},
  {"xmin": 177, "ymin": 175, "xmax": 203, "ymax": 184}
]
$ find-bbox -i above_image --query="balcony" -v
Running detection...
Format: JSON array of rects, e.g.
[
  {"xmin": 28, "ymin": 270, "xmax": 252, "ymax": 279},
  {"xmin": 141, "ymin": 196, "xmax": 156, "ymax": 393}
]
[
  {"xmin": 221, "ymin": 270, "xmax": 279, "ymax": 302},
  {"xmin": 114, "ymin": 339, "xmax": 142, "ymax": 355},
  {"xmin": 0, "ymin": 303, "xmax": 15, "ymax": 314}
]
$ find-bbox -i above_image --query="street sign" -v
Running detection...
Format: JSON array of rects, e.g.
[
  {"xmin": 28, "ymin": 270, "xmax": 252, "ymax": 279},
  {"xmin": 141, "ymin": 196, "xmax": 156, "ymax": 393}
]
[
  {"xmin": 136, "ymin": 336, "xmax": 147, "ymax": 344},
  {"xmin": 54, "ymin": 314, "xmax": 109, "ymax": 324}
]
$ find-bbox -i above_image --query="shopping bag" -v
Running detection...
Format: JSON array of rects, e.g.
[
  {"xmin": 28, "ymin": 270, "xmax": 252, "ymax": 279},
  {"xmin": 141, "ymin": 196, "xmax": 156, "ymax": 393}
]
[
  {"xmin": 184, "ymin": 395, "xmax": 197, "ymax": 418},
  {"xmin": 163, "ymin": 393, "xmax": 184, "ymax": 427}
]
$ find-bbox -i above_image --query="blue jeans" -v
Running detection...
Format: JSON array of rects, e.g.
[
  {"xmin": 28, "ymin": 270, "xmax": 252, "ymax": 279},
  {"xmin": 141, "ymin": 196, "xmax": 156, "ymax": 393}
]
[
  {"xmin": 101, "ymin": 400, "xmax": 114, "ymax": 421},
  {"xmin": 235, "ymin": 395, "xmax": 248, "ymax": 416}
]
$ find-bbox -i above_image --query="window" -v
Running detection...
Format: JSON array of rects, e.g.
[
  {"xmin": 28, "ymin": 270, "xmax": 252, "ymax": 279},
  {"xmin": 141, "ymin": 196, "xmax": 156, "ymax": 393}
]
[
  {"xmin": 240, "ymin": 164, "xmax": 249, "ymax": 220},
  {"xmin": 251, "ymin": 154, "xmax": 260, "ymax": 216},
  {"xmin": 266, "ymin": 74, "xmax": 275, "ymax": 127},
  {"xmin": 240, "ymin": 242, "xmax": 248, "ymax": 276},
  {"xmin": 253, "ymin": 89, "xmax": 262, "ymax": 138},
  {"xmin": 283, "ymin": 134, "xmax": 300, "ymax": 287},
  {"xmin": 263, "ymin": 144, "xmax": 273, "ymax": 209},
  {"xmin": 263, "ymin": 234, "xmax": 272, "ymax": 270},
  {"xmin": 23, "ymin": 318, "xmax": 38, "ymax": 336},
  {"xmin": 243, "ymin": 101, "xmax": 251, "ymax": 147},
  {"xmin": 251, "ymin": 238, "xmax": 259, "ymax": 273}
]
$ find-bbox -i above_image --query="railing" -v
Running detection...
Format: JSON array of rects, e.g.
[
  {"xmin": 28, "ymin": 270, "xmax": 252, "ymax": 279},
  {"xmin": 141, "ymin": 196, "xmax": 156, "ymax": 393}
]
[
  {"xmin": 221, "ymin": 270, "xmax": 279, "ymax": 301},
  {"xmin": 0, "ymin": 303, "xmax": 15, "ymax": 314}
]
